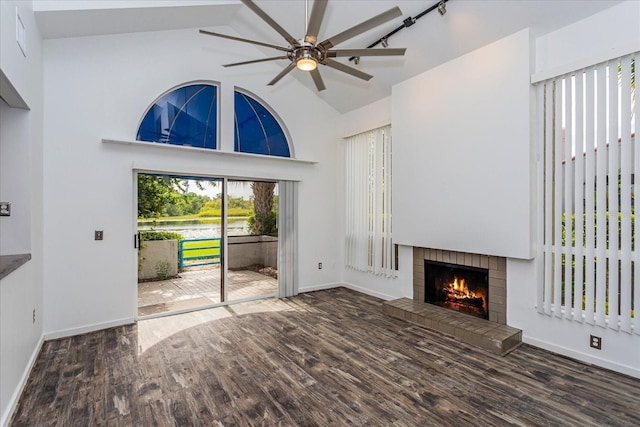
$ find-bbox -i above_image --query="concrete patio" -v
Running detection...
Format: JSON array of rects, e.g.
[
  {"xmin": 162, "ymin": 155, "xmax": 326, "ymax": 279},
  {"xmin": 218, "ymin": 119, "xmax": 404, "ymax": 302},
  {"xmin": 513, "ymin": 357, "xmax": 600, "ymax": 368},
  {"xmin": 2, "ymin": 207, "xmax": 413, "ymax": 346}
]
[{"xmin": 138, "ymin": 267, "xmax": 277, "ymax": 316}]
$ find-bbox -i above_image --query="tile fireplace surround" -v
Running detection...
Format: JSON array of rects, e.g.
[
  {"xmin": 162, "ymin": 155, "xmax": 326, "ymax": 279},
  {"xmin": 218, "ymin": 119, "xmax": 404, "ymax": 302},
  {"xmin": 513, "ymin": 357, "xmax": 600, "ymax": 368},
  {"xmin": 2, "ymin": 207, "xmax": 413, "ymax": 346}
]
[{"xmin": 383, "ymin": 247, "xmax": 522, "ymax": 355}]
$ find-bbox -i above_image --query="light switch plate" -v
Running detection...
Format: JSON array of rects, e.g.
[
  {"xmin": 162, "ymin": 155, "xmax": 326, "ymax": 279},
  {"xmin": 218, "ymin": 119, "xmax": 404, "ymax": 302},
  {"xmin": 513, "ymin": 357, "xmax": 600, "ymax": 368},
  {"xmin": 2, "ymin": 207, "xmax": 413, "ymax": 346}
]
[{"xmin": 0, "ymin": 202, "xmax": 10, "ymax": 216}]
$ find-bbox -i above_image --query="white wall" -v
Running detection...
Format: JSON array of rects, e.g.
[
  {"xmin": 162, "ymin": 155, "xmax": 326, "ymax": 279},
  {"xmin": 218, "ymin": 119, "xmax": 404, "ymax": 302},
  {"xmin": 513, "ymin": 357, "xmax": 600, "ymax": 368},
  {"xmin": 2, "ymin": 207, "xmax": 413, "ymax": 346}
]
[
  {"xmin": 0, "ymin": 261, "xmax": 44, "ymax": 427},
  {"xmin": 508, "ymin": 1, "xmax": 640, "ymax": 378},
  {"xmin": 0, "ymin": 1, "xmax": 45, "ymax": 425},
  {"xmin": 392, "ymin": 29, "xmax": 534, "ymax": 260},
  {"xmin": 535, "ymin": 0, "xmax": 640, "ymax": 75},
  {"xmin": 42, "ymin": 27, "xmax": 343, "ymax": 337}
]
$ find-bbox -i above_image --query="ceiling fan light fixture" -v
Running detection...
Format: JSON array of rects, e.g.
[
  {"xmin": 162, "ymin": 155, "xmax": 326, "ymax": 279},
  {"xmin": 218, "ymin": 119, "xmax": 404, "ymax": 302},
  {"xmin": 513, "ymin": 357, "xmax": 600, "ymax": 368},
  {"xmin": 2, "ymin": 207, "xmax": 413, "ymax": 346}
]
[
  {"xmin": 297, "ymin": 57, "xmax": 317, "ymax": 71},
  {"xmin": 295, "ymin": 47, "xmax": 319, "ymax": 71}
]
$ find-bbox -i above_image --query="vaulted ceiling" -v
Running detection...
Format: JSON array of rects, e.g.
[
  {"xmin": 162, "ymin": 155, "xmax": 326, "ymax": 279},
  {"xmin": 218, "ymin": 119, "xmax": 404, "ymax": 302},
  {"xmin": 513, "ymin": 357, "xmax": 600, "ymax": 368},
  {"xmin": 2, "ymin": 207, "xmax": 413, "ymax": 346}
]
[{"xmin": 33, "ymin": 0, "xmax": 623, "ymax": 113}]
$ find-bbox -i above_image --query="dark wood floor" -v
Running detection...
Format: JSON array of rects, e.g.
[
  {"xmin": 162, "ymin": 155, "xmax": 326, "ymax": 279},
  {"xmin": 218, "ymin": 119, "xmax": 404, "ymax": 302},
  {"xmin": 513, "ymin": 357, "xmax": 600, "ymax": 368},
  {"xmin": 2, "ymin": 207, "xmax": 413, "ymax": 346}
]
[{"xmin": 11, "ymin": 287, "xmax": 640, "ymax": 426}]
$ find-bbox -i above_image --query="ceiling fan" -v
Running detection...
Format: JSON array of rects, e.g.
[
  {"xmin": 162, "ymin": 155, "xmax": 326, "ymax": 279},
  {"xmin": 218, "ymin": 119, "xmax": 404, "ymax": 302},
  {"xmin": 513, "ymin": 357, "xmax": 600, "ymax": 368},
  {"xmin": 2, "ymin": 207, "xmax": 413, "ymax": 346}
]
[{"xmin": 199, "ymin": 0, "xmax": 406, "ymax": 91}]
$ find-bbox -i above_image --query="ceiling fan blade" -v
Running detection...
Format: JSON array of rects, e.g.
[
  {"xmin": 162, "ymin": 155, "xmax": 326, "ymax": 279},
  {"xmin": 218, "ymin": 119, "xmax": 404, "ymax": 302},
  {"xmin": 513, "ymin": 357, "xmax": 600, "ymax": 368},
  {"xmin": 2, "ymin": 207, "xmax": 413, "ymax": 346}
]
[
  {"xmin": 322, "ymin": 58, "xmax": 373, "ymax": 81},
  {"xmin": 199, "ymin": 30, "xmax": 290, "ymax": 52},
  {"xmin": 268, "ymin": 62, "xmax": 297, "ymax": 86},
  {"xmin": 224, "ymin": 56, "xmax": 290, "ymax": 67},
  {"xmin": 327, "ymin": 48, "xmax": 406, "ymax": 57},
  {"xmin": 310, "ymin": 68, "xmax": 326, "ymax": 91},
  {"xmin": 319, "ymin": 6, "xmax": 402, "ymax": 50},
  {"xmin": 304, "ymin": 0, "xmax": 328, "ymax": 44},
  {"xmin": 241, "ymin": 0, "xmax": 298, "ymax": 47}
]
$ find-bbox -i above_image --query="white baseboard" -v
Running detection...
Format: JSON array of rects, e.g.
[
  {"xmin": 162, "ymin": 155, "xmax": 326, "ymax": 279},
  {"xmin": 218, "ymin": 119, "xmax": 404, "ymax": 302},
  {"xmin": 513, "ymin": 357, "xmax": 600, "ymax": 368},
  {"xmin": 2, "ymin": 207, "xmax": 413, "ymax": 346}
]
[
  {"xmin": 44, "ymin": 317, "xmax": 135, "ymax": 341},
  {"xmin": 523, "ymin": 335, "xmax": 640, "ymax": 379},
  {"xmin": 298, "ymin": 282, "xmax": 342, "ymax": 293},
  {"xmin": 299, "ymin": 282, "xmax": 398, "ymax": 302},
  {"xmin": 340, "ymin": 282, "xmax": 397, "ymax": 301},
  {"xmin": 1, "ymin": 334, "xmax": 44, "ymax": 427}
]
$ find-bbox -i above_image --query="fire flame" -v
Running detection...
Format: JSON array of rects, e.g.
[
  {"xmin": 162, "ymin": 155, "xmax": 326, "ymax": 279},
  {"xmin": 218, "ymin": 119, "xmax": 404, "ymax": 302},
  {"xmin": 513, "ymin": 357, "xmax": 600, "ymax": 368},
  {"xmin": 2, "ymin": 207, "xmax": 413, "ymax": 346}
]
[{"xmin": 444, "ymin": 276, "xmax": 487, "ymax": 312}]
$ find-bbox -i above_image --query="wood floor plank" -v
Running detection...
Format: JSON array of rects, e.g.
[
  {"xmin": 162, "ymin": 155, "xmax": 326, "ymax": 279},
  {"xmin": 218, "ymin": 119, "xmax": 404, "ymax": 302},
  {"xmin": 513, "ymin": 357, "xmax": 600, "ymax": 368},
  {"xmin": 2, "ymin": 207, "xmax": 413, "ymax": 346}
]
[{"xmin": 9, "ymin": 287, "xmax": 640, "ymax": 426}]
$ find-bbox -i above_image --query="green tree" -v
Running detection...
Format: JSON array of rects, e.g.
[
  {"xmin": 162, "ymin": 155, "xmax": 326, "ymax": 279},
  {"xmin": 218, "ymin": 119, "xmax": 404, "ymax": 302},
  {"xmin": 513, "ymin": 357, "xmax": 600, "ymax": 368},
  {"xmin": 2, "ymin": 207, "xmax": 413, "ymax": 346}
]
[
  {"xmin": 198, "ymin": 199, "xmax": 223, "ymax": 217},
  {"xmin": 139, "ymin": 176, "xmax": 214, "ymax": 218},
  {"xmin": 165, "ymin": 192, "xmax": 210, "ymax": 216},
  {"xmin": 197, "ymin": 196, "xmax": 253, "ymax": 217},
  {"xmin": 138, "ymin": 174, "xmax": 183, "ymax": 218}
]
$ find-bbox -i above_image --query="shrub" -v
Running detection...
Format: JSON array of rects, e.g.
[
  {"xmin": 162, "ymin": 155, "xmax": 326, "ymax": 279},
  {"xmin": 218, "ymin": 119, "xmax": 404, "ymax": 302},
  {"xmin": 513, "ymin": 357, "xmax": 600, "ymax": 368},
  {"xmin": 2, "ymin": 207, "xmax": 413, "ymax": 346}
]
[
  {"xmin": 197, "ymin": 207, "xmax": 252, "ymax": 217},
  {"xmin": 248, "ymin": 211, "xmax": 278, "ymax": 235},
  {"xmin": 140, "ymin": 230, "xmax": 183, "ymax": 241},
  {"xmin": 155, "ymin": 260, "xmax": 172, "ymax": 280}
]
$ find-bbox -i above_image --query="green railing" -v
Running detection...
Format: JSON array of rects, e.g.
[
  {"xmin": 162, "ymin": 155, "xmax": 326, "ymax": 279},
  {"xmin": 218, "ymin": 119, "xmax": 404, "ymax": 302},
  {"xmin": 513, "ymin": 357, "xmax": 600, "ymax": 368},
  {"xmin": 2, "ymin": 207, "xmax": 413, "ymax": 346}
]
[{"xmin": 179, "ymin": 238, "xmax": 221, "ymax": 269}]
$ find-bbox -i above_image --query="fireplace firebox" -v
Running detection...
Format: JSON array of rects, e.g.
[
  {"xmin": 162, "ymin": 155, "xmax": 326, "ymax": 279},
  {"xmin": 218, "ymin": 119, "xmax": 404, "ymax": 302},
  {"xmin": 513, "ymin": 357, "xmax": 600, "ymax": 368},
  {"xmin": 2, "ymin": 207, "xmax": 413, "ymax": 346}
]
[{"xmin": 424, "ymin": 260, "xmax": 489, "ymax": 320}]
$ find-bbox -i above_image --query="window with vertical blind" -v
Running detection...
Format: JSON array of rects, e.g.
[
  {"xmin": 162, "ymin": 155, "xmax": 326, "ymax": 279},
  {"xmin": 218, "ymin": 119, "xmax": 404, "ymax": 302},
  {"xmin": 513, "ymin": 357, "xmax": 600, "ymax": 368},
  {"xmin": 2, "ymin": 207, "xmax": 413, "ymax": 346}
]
[
  {"xmin": 536, "ymin": 52, "xmax": 637, "ymax": 333},
  {"xmin": 345, "ymin": 125, "xmax": 396, "ymax": 278}
]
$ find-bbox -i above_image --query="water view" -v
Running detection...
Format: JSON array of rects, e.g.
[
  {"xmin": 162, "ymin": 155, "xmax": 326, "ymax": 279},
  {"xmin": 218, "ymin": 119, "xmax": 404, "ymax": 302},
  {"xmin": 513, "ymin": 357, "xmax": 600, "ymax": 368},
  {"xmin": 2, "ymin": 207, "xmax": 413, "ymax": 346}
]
[{"xmin": 138, "ymin": 218, "xmax": 248, "ymax": 239}]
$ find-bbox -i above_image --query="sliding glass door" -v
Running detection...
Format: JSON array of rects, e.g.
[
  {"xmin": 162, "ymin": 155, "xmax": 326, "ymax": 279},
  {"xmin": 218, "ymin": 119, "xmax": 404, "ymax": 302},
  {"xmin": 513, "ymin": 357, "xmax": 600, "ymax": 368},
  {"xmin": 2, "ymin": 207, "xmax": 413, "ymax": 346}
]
[
  {"xmin": 226, "ymin": 180, "xmax": 279, "ymax": 302},
  {"xmin": 136, "ymin": 174, "xmax": 279, "ymax": 317}
]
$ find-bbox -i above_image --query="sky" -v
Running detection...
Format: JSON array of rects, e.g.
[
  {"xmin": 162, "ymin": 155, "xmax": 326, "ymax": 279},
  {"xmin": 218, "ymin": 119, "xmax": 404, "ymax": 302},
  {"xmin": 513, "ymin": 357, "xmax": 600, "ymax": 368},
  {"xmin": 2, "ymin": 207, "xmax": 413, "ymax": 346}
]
[{"xmin": 185, "ymin": 179, "xmax": 256, "ymax": 200}]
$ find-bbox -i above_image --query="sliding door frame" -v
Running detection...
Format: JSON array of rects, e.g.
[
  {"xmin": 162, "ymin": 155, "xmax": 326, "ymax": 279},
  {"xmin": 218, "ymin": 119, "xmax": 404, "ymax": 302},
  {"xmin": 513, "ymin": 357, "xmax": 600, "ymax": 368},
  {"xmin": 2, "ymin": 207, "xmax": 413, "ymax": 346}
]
[{"xmin": 133, "ymin": 170, "xmax": 294, "ymax": 320}]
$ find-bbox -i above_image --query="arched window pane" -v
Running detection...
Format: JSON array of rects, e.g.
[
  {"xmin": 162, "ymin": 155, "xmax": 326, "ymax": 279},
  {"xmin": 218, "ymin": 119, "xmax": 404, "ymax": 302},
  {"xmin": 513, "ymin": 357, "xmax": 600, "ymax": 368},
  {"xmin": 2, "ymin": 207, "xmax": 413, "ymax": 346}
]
[
  {"xmin": 234, "ymin": 91, "xmax": 290, "ymax": 157},
  {"xmin": 137, "ymin": 84, "xmax": 217, "ymax": 149}
]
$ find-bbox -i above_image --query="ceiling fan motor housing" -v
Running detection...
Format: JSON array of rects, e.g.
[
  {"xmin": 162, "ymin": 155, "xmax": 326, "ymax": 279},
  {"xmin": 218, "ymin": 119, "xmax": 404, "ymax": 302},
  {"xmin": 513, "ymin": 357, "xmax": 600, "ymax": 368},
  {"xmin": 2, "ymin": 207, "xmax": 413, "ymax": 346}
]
[{"xmin": 290, "ymin": 42, "xmax": 325, "ymax": 64}]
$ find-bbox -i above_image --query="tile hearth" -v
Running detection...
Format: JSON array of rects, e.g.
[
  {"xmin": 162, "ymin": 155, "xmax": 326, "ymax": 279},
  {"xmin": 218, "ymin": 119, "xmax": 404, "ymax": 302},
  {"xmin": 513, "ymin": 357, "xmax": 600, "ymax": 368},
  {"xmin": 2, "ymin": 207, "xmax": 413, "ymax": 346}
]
[
  {"xmin": 383, "ymin": 298, "xmax": 522, "ymax": 355},
  {"xmin": 383, "ymin": 247, "xmax": 522, "ymax": 356}
]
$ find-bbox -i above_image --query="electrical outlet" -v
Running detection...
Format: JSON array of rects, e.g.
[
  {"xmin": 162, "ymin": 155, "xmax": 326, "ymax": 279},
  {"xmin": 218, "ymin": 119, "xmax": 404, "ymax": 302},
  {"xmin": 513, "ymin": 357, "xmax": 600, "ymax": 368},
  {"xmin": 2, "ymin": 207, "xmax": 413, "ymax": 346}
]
[
  {"xmin": 590, "ymin": 335, "xmax": 602, "ymax": 350},
  {"xmin": 95, "ymin": 230, "xmax": 104, "ymax": 240},
  {"xmin": 32, "ymin": 308, "xmax": 36, "ymax": 324},
  {"xmin": 318, "ymin": 262, "xmax": 323, "ymax": 269}
]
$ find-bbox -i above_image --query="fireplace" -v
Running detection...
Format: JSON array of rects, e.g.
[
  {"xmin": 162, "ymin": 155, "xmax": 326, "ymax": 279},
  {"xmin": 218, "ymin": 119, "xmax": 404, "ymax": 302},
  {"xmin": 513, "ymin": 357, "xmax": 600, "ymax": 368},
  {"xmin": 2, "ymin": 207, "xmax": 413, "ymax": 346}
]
[
  {"xmin": 424, "ymin": 260, "xmax": 489, "ymax": 320},
  {"xmin": 383, "ymin": 247, "xmax": 520, "ymax": 355}
]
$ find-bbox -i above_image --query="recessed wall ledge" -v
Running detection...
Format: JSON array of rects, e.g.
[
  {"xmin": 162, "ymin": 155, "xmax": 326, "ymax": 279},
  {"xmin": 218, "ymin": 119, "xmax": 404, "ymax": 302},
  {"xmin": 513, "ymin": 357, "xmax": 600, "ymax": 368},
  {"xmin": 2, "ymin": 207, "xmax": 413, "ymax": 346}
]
[
  {"xmin": 102, "ymin": 138, "xmax": 318, "ymax": 164},
  {"xmin": 0, "ymin": 253, "xmax": 32, "ymax": 280}
]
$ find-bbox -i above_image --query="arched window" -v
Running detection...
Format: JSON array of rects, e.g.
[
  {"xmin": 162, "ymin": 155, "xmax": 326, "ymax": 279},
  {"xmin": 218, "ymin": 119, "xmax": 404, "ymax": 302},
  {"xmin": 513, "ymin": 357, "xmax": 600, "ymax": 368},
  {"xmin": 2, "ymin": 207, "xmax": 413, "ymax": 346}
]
[
  {"xmin": 234, "ymin": 90, "xmax": 291, "ymax": 157},
  {"xmin": 137, "ymin": 83, "xmax": 218, "ymax": 149},
  {"xmin": 137, "ymin": 83, "xmax": 291, "ymax": 158}
]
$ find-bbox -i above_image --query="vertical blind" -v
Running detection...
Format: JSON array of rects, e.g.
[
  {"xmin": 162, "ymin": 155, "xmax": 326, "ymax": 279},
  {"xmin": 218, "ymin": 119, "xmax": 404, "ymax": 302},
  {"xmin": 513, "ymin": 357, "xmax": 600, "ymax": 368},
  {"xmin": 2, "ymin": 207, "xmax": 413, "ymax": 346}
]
[
  {"xmin": 278, "ymin": 181, "xmax": 298, "ymax": 297},
  {"xmin": 345, "ymin": 125, "xmax": 396, "ymax": 278},
  {"xmin": 536, "ymin": 52, "xmax": 638, "ymax": 333}
]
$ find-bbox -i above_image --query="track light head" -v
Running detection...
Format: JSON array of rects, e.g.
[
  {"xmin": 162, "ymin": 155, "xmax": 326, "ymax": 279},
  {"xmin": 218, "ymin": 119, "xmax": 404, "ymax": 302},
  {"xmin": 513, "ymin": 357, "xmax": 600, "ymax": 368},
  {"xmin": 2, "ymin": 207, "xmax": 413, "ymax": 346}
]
[
  {"xmin": 381, "ymin": 38, "xmax": 389, "ymax": 48},
  {"xmin": 437, "ymin": 1, "xmax": 446, "ymax": 16},
  {"xmin": 354, "ymin": 56, "xmax": 360, "ymax": 65}
]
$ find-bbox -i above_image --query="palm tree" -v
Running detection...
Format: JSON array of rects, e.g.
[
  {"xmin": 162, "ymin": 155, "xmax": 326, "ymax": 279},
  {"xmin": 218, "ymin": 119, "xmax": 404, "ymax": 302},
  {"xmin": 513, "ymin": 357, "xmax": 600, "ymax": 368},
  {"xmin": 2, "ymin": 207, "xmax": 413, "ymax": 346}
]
[{"xmin": 250, "ymin": 182, "xmax": 277, "ymax": 235}]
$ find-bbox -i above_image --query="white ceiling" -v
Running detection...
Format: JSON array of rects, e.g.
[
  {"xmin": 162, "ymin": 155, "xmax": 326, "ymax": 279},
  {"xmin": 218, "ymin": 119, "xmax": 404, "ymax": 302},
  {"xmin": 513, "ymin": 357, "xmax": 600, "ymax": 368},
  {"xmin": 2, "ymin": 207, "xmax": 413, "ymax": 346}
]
[{"xmin": 34, "ymin": 0, "xmax": 624, "ymax": 113}]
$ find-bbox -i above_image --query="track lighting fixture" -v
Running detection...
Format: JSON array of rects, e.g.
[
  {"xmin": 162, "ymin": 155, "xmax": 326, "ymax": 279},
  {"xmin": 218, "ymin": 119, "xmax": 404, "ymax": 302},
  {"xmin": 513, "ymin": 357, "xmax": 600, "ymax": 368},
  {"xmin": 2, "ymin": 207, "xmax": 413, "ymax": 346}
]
[
  {"xmin": 349, "ymin": 0, "xmax": 450, "ymax": 63},
  {"xmin": 354, "ymin": 56, "xmax": 361, "ymax": 65}
]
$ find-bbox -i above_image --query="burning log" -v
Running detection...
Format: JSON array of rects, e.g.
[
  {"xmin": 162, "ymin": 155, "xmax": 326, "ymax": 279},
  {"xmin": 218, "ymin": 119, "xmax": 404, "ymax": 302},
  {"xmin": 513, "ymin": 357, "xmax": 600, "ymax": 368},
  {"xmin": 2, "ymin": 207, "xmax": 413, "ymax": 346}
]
[{"xmin": 445, "ymin": 296, "xmax": 485, "ymax": 309}]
